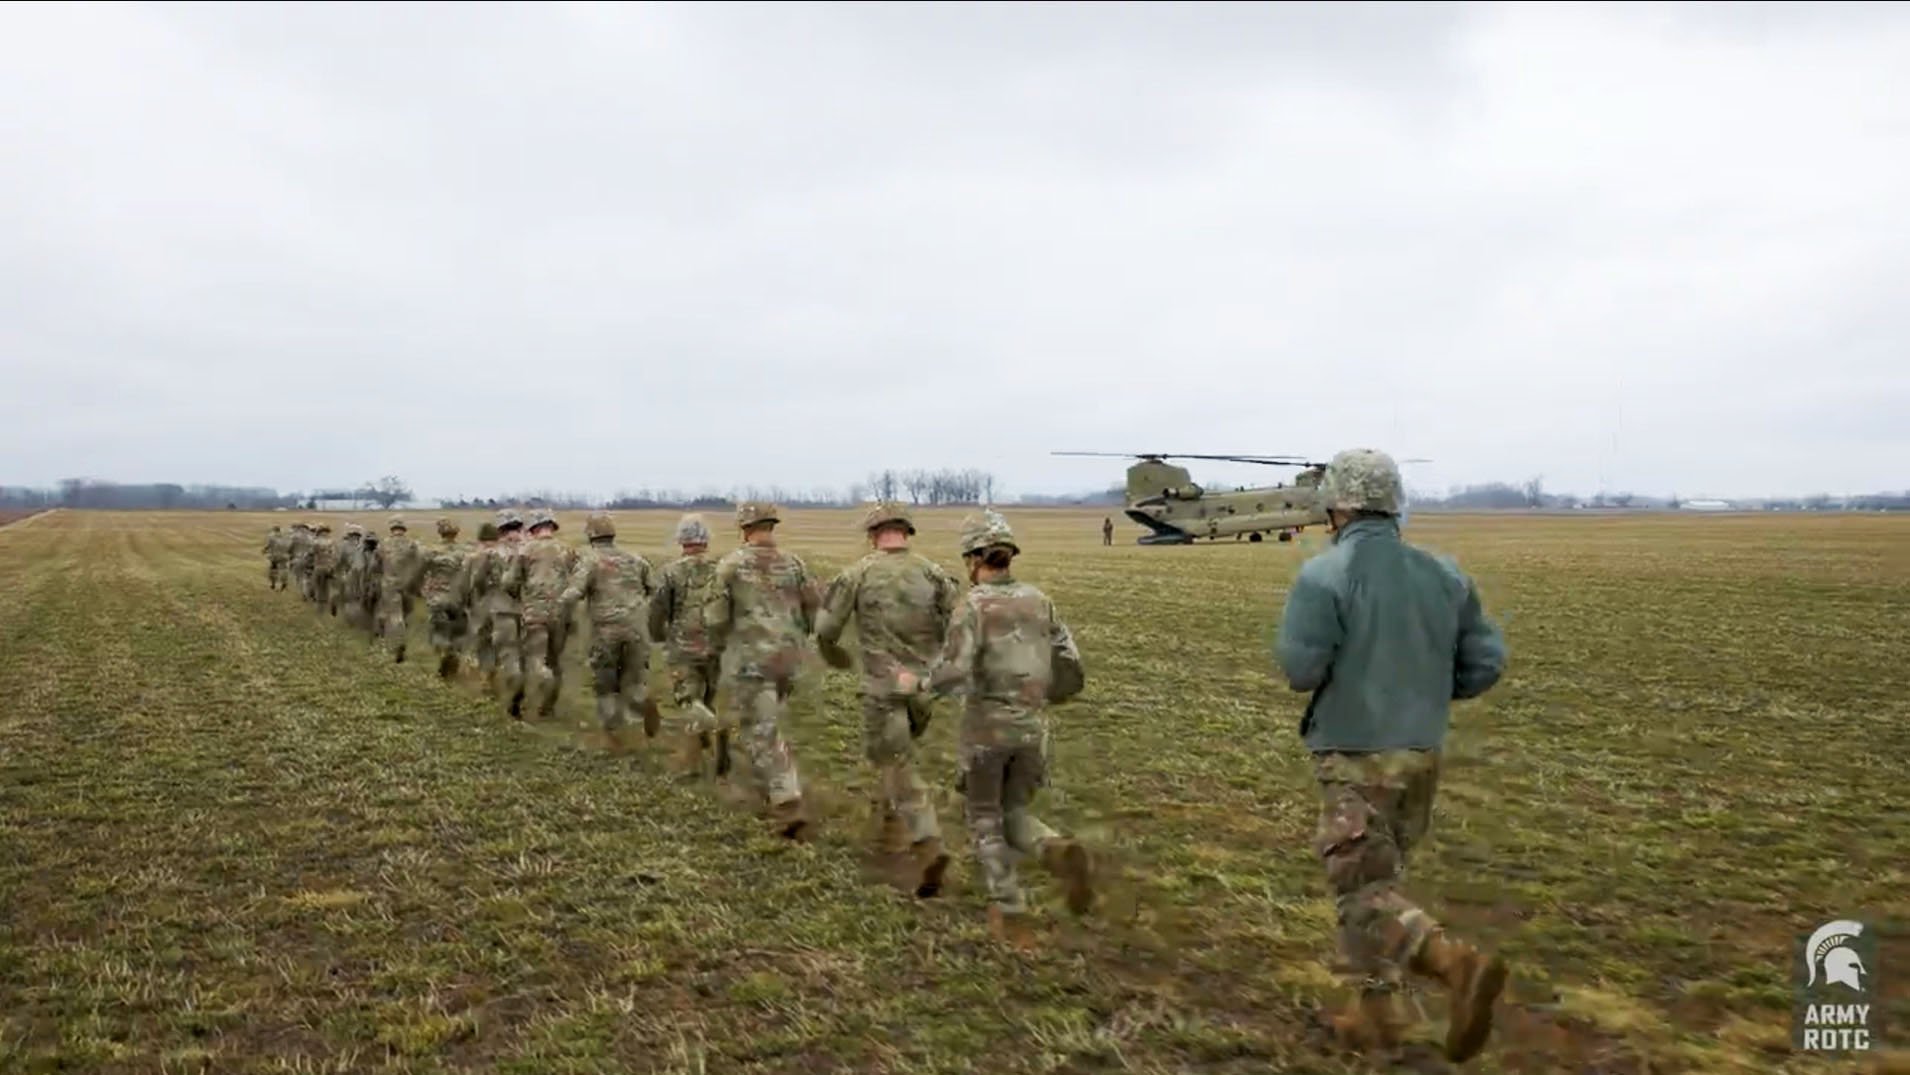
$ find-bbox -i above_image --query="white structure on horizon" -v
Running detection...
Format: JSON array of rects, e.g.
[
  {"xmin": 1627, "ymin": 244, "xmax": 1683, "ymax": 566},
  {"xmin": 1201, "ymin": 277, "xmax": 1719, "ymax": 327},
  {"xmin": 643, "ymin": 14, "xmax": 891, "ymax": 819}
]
[{"xmin": 1682, "ymin": 498, "xmax": 1733, "ymax": 511}]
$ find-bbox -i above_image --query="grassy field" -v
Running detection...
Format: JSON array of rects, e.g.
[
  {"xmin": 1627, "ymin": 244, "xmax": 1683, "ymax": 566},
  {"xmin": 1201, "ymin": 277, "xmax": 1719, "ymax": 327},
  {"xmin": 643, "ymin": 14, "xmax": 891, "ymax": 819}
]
[{"xmin": 0, "ymin": 508, "xmax": 1905, "ymax": 1074}]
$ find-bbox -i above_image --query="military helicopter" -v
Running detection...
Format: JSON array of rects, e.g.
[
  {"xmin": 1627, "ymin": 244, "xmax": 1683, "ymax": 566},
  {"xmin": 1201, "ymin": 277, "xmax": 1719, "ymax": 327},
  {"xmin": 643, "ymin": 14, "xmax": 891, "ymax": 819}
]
[{"xmin": 1054, "ymin": 451, "xmax": 1420, "ymax": 545}]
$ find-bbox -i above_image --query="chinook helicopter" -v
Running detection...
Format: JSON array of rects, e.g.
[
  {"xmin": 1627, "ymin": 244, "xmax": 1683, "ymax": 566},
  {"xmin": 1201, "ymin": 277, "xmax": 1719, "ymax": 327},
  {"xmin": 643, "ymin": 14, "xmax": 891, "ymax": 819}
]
[{"xmin": 1054, "ymin": 452, "xmax": 1419, "ymax": 545}]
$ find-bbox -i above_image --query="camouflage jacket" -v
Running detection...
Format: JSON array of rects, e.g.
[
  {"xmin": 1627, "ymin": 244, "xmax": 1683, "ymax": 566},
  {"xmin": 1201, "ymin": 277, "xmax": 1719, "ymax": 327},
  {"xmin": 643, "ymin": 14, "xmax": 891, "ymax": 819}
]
[
  {"xmin": 462, "ymin": 541, "xmax": 521, "ymax": 618},
  {"xmin": 374, "ymin": 534, "xmax": 421, "ymax": 594},
  {"xmin": 706, "ymin": 543, "xmax": 820, "ymax": 683},
  {"xmin": 817, "ymin": 549, "xmax": 959, "ymax": 694},
  {"xmin": 924, "ymin": 575, "xmax": 1084, "ymax": 748},
  {"xmin": 1275, "ymin": 516, "xmax": 1506, "ymax": 753},
  {"xmin": 264, "ymin": 531, "xmax": 290, "ymax": 562},
  {"xmin": 563, "ymin": 543, "xmax": 654, "ymax": 640},
  {"xmin": 311, "ymin": 535, "xmax": 340, "ymax": 577},
  {"xmin": 339, "ymin": 540, "xmax": 368, "ymax": 595},
  {"xmin": 510, "ymin": 535, "xmax": 579, "ymax": 627},
  {"xmin": 647, "ymin": 552, "xmax": 719, "ymax": 662},
  {"xmin": 417, "ymin": 539, "xmax": 469, "ymax": 606},
  {"xmin": 289, "ymin": 529, "xmax": 315, "ymax": 570}
]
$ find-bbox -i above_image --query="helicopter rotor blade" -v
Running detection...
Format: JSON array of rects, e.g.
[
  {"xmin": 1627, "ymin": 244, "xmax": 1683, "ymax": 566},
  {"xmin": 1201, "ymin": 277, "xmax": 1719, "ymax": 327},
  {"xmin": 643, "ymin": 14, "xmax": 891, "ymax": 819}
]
[{"xmin": 1051, "ymin": 451, "xmax": 1317, "ymax": 465}]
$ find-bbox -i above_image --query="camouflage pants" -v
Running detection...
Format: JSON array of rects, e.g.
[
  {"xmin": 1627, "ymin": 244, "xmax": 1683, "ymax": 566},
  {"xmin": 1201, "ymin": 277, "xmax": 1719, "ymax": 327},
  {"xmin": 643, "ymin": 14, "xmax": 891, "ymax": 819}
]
[
  {"xmin": 337, "ymin": 580, "xmax": 366, "ymax": 629},
  {"xmin": 376, "ymin": 585, "xmax": 411, "ymax": 642},
  {"xmin": 427, "ymin": 602, "xmax": 466, "ymax": 655},
  {"xmin": 294, "ymin": 564, "xmax": 313, "ymax": 601},
  {"xmin": 730, "ymin": 675, "xmax": 802, "ymax": 807},
  {"xmin": 863, "ymin": 693, "xmax": 940, "ymax": 844},
  {"xmin": 522, "ymin": 619, "xmax": 569, "ymax": 717},
  {"xmin": 964, "ymin": 739, "xmax": 1060, "ymax": 914},
  {"xmin": 586, "ymin": 632, "xmax": 648, "ymax": 731},
  {"xmin": 267, "ymin": 558, "xmax": 287, "ymax": 590},
  {"xmin": 670, "ymin": 657, "xmax": 723, "ymax": 734},
  {"xmin": 1313, "ymin": 750, "xmax": 1443, "ymax": 989},
  {"xmin": 491, "ymin": 613, "xmax": 523, "ymax": 699},
  {"xmin": 313, "ymin": 574, "xmax": 334, "ymax": 614}
]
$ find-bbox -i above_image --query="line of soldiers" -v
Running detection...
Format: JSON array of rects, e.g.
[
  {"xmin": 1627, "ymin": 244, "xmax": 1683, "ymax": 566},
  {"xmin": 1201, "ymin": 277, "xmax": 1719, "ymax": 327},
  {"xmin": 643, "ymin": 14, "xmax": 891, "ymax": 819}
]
[
  {"xmin": 260, "ymin": 501, "xmax": 1096, "ymax": 942},
  {"xmin": 262, "ymin": 447, "xmax": 1515, "ymax": 1064}
]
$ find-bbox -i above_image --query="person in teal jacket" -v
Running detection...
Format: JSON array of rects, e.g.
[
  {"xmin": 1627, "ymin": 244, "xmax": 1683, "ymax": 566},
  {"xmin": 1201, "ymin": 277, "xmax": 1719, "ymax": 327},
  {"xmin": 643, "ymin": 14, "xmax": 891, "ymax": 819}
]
[{"xmin": 1275, "ymin": 448, "xmax": 1509, "ymax": 1063}]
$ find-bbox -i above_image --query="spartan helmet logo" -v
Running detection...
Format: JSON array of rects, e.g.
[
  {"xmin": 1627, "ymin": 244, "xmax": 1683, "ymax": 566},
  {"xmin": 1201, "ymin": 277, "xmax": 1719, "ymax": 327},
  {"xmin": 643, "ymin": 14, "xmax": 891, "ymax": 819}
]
[{"xmin": 1806, "ymin": 920, "xmax": 1867, "ymax": 992}]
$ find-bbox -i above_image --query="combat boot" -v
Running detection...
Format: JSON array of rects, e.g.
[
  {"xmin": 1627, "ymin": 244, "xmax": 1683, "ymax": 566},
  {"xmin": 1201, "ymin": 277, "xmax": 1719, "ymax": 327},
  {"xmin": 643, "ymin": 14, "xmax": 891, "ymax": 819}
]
[
  {"xmin": 1410, "ymin": 931, "xmax": 1508, "ymax": 1062},
  {"xmin": 640, "ymin": 700, "xmax": 662, "ymax": 739},
  {"xmin": 1040, "ymin": 838, "xmax": 1095, "ymax": 915},
  {"xmin": 437, "ymin": 652, "xmax": 460, "ymax": 680},
  {"xmin": 508, "ymin": 691, "xmax": 525, "ymax": 720},
  {"xmin": 910, "ymin": 837, "xmax": 950, "ymax": 899},
  {"xmin": 714, "ymin": 731, "xmax": 733, "ymax": 778},
  {"xmin": 1328, "ymin": 989, "xmax": 1407, "ymax": 1052},
  {"xmin": 768, "ymin": 798, "xmax": 812, "ymax": 842},
  {"xmin": 986, "ymin": 906, "xmax": 1037, "ymax": 952}
]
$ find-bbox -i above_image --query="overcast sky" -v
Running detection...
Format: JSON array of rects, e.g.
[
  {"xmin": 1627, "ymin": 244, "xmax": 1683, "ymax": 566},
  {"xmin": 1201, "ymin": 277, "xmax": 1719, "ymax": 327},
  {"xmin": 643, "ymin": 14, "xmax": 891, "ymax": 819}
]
[{"xmin": 3, "ymin": 3, "xmax": 1906, "ymax": 500}]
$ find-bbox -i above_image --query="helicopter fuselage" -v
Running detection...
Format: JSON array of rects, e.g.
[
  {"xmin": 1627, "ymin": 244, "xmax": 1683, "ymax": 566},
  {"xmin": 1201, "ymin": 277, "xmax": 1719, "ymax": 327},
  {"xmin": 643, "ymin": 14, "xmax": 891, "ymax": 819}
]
[{"xmin": 1119, "ymin": 459, "xmax": 1329, "ymax": 544}]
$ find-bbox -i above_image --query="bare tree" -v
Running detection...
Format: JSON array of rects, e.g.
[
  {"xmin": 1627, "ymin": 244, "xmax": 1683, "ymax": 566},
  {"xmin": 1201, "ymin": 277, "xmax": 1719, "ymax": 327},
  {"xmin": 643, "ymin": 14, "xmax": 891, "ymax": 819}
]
[{"xmin": 367, "ymin": 475, "xmax": 413, "ymax": 509}]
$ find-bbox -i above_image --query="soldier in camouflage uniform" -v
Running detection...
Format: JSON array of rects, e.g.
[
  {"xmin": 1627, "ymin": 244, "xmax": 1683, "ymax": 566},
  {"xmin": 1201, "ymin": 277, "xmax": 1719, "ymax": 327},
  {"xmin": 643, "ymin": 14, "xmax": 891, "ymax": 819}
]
[
  {"xmin": 289, "ymin": 522, "xmax": 317, "ymax": 601},
  {"xmin": 507, "ymin": 510, "xmax": 579, "ymax": 720},
  {"xmin": 335, "ymin": 525, "xmax": 368, "ymax": 623},
  {"xmin": 263, "ymin": 525, "xmax": 291, "ymax": 590},
  {"xmin": 353, "ymin": 530, "xmax": 382, "ymax": 637},
  {"xmin": 416, "ymin": 518, "xmax": 471, "ymax": 679},
  {"xmin": 649, "ymin": 513, "xmax": 728, "ymax": 777},
  {"xmin": 458, "ymin": 519, "xmax": 505, "ymax": 687},
  {"xmin": 1275, "ymin": 448, "xmax": 1509, "ymax": 1062},
  {"xmin": 705, "ymin": 502, "xmax": 821, "ymax": 839},
  {"xmin": 817, "ymin": 501, "xmax": 958, "ymax": 896},
  {"xmin": 465, "ymin": 511, "xmax": 526, "ymax": 710},
  {"xmin": 563, "ymin": 512, "xmax": 660, "ymax": 750},
  {"xmin": 898, "ymin": 512, "xmax": 1093, "ymax": 945},
  {"xmin": 374, "ymin": 516, "xmax": 422, "ymax": 662},
  {"xmin": 310, "ymin": 522, "xmax": 339, "ymax": 614}
]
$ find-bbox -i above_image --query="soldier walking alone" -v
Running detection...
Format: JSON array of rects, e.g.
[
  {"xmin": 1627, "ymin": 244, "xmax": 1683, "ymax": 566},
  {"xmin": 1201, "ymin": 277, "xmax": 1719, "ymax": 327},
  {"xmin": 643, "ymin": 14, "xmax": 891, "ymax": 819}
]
[{"xmin": 1274, "ymin": 448, "xmax": 1509, "ymax": 1063}]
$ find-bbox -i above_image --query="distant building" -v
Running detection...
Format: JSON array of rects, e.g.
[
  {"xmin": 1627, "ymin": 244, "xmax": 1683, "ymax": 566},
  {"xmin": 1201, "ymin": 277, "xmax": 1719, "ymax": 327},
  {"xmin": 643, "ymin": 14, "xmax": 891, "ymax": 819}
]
[{"xmin": 1682, "ymin": 499, "xmax": 1733, "ymax": 511}]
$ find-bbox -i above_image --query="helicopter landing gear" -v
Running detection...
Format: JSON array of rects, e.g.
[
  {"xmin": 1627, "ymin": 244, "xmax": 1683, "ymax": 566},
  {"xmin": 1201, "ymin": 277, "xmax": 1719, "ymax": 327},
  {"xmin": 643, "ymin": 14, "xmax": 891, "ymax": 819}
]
[
  {"xmin": 1248, "ymin": 532, "xmax": 1263, "ymax": 543},
  {"xmin": 1277, "ymin": 531, "xmax": 1293, "ymax": 543}
]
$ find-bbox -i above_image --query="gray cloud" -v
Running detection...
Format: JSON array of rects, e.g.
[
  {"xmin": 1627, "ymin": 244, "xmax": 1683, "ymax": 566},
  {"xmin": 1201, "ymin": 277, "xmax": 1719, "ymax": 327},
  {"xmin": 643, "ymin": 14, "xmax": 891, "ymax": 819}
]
[{"xmin": 2, "ymin": 2, "xmax": 1905, "ymax": 501}]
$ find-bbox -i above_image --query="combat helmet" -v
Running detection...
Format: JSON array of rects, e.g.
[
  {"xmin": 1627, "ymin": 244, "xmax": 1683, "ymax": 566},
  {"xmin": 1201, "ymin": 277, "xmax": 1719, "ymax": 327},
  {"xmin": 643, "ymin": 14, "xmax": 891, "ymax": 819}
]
[
  {"xmin": 314, "ymin": 521, "xmax": 332, "ymax": 534},
  {"xmin": 674, "ymin": 513, "xmax": 711, "ymax": 546},
  {"xmin": 344, "ymin": 523, "xmax": 364, "ymax": 539},
  {"xmin": 388, "ymin": 515, "xmax": 407, "ymax": 532},
  {"xmin": 585, "ymin": 511, "xmax": 616, "ymax": 540},
  {"xmin": 1321, "ymin": 448, "xmax": 1404, "ymax": 515},
  {"xmin": 860, "ymin": 500, "xmax": 915, "ymax": 535},
  {"xmin": 527, "ymin": 509, "xmax": 558, "ymax": 533},
  {"xmin": 735, "ymin": 501, "xmax": 781, "ymax": 528},
  {"xmin": 435, "ymin": 517, "xmax": 460, "ymax": 539},
  {"xmin": 477, "ymin": 521, "xmax": 500, "ymax": 542},
  {"xmin": 957, "ymin": 511, "xmax": 1019, "ymax": 557},
  {"xmin": 495, "ymin": 509, "xmax": 524, "ymax": 533}
]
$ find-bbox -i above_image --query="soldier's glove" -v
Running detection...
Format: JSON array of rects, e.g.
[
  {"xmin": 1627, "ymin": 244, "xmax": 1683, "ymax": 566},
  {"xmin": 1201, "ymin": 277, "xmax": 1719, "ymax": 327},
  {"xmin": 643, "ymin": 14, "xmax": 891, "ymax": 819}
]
[{"xmin": 818, "ymin": 639, "xmax": 853, "ymax": 671}]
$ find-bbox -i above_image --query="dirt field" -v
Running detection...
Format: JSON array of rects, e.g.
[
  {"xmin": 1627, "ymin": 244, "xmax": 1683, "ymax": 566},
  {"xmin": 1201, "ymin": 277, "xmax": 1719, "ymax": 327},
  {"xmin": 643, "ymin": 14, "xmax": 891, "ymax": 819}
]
[{"xmin": 1, "ymin": 509, "xmax": 1905, "ymax": 1073}]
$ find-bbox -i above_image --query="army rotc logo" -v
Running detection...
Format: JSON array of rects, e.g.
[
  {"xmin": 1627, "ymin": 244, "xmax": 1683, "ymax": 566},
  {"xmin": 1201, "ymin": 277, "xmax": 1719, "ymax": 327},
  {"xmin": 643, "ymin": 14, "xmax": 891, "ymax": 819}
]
[{"xmin": 1795, "ymin": 919, "xmax": 1876, "ymax": 1052}]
